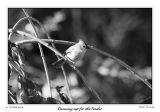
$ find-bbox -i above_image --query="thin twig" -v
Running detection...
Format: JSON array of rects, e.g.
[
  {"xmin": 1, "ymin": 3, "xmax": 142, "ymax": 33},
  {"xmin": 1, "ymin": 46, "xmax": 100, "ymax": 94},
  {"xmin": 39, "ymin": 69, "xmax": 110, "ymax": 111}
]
[
  {"xmin": 15, "ymin": 38, "xmax": 74, "ymax": 46},
  {"xmin": 8, "ymin": 17, "xmax": 27, "ymax": 77},
  {"xmin": 9, "ymin": 10, "xmax": 152, "ymax": 104},
  {"xmin": 9, "ymin": 29, "xmax": 152, "ymax": 90},
  {"xmin": 70, "ymin": 65, "xmax": 103, "ymax": 103},
  {"xmin": 10, "ymin": 29, "xmax": 101, "ymax": 103},
  {"xmin": 9, "ymin": 28, "xmax": 75, "ymax": 46},
  {"xmin": 9, "ymin": 29, "xmax": 67, "ymax": 60},
  {"xmin": 8, "ymin": 17, "xmax": 28, "ymax": 40},
  {"xmin": 140, "ymin": 96, "xmax": 152, "ymax": 103},
  {"xmin": 31, "ymin": 17, "xmax": 73, "ymax": 103},
  {"xmin": 11, "ymin": 33, "xmax": 101, "ymax": 103},
  {"xmin": 61, "ymin": 66, "xmax": 73, "ymax": 103},
  {"xmin": 88, "ymin": 45, "xmax": 152, "ymax": 90},
  {"xmin": 8, "ymin": 90, "xmax": 17, "ymax": 104},
  {"xmin": 22, "ymin": 8, "xmax": 53, "ymax": 97},
  {"xmin": 9, "ymin": 60, "xmax": 25, "ymax": 78}
]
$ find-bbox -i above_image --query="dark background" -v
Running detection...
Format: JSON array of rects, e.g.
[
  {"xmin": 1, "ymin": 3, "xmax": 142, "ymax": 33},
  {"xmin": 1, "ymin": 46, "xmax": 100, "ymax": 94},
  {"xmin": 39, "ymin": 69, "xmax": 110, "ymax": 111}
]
[{"xmin": 8, "ymin": 8, "xmax": 152, "ymax": 104}]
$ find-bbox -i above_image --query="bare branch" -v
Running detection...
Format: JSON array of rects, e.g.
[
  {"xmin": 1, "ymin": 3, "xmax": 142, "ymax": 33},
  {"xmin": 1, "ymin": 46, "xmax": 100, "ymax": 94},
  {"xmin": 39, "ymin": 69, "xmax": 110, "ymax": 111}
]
[
  {"xmin": 31, "ymin": 16, "xmax": 73, "ymax": 103},
  {"xmin": 22, "ymin": 8, "xmax": 52, "ymax": 97},
  {"xmin": 8, "ymin": 17, "xmax": 28, "ymax": 40},
  {"xmin": 88, "ymin": 45, "xmax": 152, "ymax": 90},
  {"xmin": 70, "ymin": 65, "xmax": 103, "ymax": 103},
  {"xmin": 12, "ymin": 31, "xmax": 152, "ymax": 90},
  {"xmin": 60, "ymin": 66, "xmax": 73, "ymax": 103},
  {"xmin": 10, "ymin": 29, "xmax": 67, "ymax": 60},
  {"xmin": 8, "ymin": 59, "xmax": 25, "ymax": 78}
]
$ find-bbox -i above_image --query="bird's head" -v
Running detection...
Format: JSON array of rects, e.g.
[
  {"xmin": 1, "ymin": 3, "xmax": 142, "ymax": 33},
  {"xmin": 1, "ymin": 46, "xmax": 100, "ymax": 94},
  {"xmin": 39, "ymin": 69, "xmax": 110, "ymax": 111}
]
[{"xmin": 78, "ymin": 40, "xmax": 89, "ymax": 50}]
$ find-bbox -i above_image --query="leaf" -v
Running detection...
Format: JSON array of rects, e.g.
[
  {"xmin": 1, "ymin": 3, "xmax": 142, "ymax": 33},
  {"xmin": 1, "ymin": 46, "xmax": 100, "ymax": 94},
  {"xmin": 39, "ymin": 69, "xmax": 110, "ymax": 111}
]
[
  {"xmin": 17, "ymin": 76, "xmax": 45, "ymax": 104},
  {"xmin": 29, "ymin": 92, "xmax": 42, "ymax": 104},
  {"xmin": 18, "ymin": 76, "xmax": 36, "ymax": 91},
  {"xmin": 8, "ymin": 40, "xmax": 16, "ymax": 58},
  {"xmin": 46, "ymin": 97, "xmax": 61, "ymax": 104},
  {"xmin": 8, "ymin": 90, "xmax": 17, "ymax": 104},
  {"xmin": 56, "ymin": 86, "xmax": 71, "ymax": 104},
  {"xmin": 8, "ymin": 65, "xmax": 11, "ymax": 80},
  {"xmin": 8, "ymin": 40, "xmax": 25, "ymax": 67},
  {"xmin": 59, "ymin": 93, "xmax": 71, "ymax": 104},
  {"xmin": 16, "ymin": 89, "xmax": 30, "ymax": 103}
]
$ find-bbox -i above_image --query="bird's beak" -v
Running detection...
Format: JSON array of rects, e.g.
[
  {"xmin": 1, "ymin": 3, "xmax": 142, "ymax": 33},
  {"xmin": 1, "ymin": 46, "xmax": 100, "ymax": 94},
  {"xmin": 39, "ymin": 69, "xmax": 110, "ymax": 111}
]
[{"xmin": 86, "ymin": 45, "xmax": 89, "ymax": 49}]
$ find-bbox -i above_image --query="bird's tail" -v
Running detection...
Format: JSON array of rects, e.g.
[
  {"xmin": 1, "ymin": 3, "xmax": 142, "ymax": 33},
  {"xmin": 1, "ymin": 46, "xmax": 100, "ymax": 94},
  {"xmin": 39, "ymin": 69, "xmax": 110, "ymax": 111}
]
[{"xmin": 52, "ymin": 58, "xmax": 66, "ymax": 68}]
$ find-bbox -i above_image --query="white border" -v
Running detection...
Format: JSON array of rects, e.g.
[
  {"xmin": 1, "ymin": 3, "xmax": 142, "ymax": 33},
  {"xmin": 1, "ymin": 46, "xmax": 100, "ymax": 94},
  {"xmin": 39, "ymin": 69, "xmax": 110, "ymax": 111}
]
[{"xmin": 1, "ymin": 0, "xmax": 160, "ymax": 112}]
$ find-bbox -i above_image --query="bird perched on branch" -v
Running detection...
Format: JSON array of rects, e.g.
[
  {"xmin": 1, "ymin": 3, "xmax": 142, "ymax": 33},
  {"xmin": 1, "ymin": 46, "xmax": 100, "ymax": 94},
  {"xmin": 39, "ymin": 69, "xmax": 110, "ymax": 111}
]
[{"xmin": 52, "ymin": 40, "xmax": 88, "ymax": 68}]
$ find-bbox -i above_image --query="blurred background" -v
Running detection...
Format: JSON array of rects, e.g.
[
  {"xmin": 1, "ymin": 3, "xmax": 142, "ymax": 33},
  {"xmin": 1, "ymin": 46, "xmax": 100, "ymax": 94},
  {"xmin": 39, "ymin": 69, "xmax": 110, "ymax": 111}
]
[{"xmin": 8, "ymin": 8, "xmax": 152, "ymax": 104}]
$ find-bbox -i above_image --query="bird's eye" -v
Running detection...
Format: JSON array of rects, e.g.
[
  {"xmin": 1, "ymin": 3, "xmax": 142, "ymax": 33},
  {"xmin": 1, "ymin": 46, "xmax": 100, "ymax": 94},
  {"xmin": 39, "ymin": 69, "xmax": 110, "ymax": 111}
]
[{"xmin": 83, "ymin": 45, "xmax": 86, "ymax": 48}]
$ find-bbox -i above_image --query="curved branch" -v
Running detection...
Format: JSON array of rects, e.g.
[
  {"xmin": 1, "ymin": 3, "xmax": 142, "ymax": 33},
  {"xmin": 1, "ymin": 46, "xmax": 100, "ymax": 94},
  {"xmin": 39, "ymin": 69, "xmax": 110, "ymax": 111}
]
[
  {"xmin": 9, "ymin": 29, "xmax": 152, "ymax": 90},
  {"xmin": 31, "ymin": 16, "xmax": 73, "ymax": 103},
  {"xmin": 70, "ymin": 65, "xmax": 103, "ymax": 103},
  {"xmin": 22, "ymin": 8, "xmax": 52, "ymax": 97},
  {"xmin": 8, "ymin": 17, "xmax": 28, "ymax": 40},
  {"xmin": 88, "ymin": 45, "xmax": 152, "ymax": 90}
]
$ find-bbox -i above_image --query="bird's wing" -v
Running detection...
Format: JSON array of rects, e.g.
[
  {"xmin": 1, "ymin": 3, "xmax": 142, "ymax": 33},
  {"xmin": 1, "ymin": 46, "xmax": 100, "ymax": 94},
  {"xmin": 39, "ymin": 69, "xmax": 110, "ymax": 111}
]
[{"xmin": 65, "ymin": 45, "xmax": 76, "ymax": 54}]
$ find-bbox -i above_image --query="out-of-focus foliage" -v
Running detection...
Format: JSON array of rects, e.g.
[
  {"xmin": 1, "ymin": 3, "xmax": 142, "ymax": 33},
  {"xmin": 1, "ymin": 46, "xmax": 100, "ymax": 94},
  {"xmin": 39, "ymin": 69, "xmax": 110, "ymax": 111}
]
[{"xmin": 8, "ymin": 8, "xmax": 152, "ymax": 104}]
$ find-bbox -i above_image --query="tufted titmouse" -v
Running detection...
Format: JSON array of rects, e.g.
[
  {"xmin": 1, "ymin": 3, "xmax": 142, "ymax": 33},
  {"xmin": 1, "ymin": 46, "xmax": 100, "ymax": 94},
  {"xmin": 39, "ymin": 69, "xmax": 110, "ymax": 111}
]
[{"xmin": 52, "ymin": 40, "xmax": 88, "ymax": 68}]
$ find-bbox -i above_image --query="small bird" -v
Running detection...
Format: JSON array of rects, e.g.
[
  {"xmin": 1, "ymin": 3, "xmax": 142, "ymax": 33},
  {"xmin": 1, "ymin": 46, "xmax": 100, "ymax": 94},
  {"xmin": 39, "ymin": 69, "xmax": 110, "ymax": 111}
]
[{"xmin": 52, "ymin": 40, "xmax": 88, "ymax": 68}]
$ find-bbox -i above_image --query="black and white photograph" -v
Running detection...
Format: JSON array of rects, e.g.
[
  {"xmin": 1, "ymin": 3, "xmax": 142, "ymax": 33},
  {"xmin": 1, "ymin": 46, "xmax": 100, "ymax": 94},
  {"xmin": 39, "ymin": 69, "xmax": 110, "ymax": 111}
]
[{"xmin": 8, "ymin": 8, "xmax": 152, "ymax": 104}]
